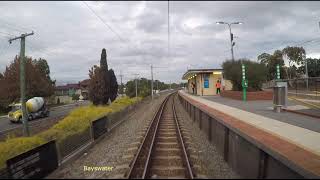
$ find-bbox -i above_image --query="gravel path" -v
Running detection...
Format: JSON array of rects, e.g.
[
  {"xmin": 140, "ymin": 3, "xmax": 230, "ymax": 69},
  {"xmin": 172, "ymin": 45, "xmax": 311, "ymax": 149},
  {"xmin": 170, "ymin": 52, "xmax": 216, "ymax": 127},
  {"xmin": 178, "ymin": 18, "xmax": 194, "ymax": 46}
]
[
  {"xmin": 47, "ymin": 94, "xmax": 168, "ymax": 179},
  {"xmin": 174, "ymin": 94, "xmax": 240, "ymax": 178}
]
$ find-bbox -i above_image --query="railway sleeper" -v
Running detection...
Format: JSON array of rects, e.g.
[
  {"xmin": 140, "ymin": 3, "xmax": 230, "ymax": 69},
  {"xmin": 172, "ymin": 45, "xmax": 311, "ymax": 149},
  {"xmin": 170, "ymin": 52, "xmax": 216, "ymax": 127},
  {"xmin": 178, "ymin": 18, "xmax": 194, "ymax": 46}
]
[
  {"xmin": 149, "ymin": 166, "xmax": 186, "ymax": 178},
  {"xmin": 151, "ymin": 155, "xmax": 184, "ymax": 167}
]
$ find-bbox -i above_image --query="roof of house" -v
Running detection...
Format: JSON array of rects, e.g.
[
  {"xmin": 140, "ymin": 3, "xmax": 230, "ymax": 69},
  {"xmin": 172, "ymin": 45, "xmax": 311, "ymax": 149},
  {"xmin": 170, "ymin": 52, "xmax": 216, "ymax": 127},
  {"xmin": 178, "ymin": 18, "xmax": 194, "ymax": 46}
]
[
  {"xmin": 182, "ymin": 68, "xmax": 223, "ymax": 80},
  {"xmin": 55, "ymin": 83, "xmax": 80, "ymax": 91}
]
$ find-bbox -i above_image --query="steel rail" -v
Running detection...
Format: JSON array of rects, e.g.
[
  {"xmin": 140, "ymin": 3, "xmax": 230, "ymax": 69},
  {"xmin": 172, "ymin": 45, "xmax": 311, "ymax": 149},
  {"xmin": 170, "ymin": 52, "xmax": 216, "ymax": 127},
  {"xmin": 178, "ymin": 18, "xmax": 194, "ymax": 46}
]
[{"xmin": 126, "ymin": 93, "xmax": 172, "ymax": 179}]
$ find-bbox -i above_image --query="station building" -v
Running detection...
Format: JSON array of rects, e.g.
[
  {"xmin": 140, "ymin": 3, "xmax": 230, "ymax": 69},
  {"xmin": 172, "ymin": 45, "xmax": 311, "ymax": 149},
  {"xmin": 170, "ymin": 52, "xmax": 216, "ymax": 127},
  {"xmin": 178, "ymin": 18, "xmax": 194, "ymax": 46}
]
[{"xmin": 182, "ymin": 69, "xmax": 233, "ymax": 96}]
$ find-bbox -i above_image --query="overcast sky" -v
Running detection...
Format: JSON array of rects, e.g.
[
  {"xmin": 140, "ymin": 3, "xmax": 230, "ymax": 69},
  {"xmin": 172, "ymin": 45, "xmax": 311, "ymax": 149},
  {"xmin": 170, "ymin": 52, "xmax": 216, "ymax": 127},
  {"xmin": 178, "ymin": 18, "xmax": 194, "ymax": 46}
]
[{"xmin": 0, "ymin": 1, "xmax": 320, "ymax": 85}]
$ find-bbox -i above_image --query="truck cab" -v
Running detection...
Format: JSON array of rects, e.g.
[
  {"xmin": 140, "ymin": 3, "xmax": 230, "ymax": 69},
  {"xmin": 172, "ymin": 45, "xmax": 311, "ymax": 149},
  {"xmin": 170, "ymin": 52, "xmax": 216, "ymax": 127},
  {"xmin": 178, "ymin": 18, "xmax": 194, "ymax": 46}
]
[{"xmin": 8, "ymin": 102, "xmax": 49, "ymax": 123}]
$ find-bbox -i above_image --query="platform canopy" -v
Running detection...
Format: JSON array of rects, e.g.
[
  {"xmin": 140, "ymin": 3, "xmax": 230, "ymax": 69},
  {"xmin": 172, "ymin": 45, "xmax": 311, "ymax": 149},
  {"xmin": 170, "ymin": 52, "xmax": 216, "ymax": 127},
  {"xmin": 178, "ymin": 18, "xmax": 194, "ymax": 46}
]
[{"xmin": 182, "ymin": 69, "xmax": 223, "ymax": 80}]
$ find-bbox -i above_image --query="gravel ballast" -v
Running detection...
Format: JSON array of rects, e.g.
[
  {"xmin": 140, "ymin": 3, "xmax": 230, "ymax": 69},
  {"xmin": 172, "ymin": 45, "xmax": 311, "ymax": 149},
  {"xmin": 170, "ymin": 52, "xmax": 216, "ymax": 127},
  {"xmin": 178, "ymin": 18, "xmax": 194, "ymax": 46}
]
[
  {"xmin": 174, "ymin": 94, "xmax": 240, "ymax": 178},
  {"xmin": 47, "ymin": 94, "xmax": 168, "ymax": 179}
]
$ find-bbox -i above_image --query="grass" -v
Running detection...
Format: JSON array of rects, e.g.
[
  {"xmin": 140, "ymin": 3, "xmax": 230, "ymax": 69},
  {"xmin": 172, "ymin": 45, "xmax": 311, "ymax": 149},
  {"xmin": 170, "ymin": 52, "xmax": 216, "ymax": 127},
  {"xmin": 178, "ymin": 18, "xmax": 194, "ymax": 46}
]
[{"xmin": 0, "ymin": 96, "xmax": 142, "ymax": 169}]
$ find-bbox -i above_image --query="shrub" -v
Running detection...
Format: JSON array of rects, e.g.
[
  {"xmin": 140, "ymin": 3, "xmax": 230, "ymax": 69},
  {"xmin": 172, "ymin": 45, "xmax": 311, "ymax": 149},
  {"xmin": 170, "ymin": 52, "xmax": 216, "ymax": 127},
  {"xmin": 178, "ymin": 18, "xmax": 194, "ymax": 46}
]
[
  {"xmin": 222, "ymin": 59, "xmax": 268, "ymax": 91},
  {"xmin": 72, "ymin": 94, "xmax": 80, "ymax": 100}
]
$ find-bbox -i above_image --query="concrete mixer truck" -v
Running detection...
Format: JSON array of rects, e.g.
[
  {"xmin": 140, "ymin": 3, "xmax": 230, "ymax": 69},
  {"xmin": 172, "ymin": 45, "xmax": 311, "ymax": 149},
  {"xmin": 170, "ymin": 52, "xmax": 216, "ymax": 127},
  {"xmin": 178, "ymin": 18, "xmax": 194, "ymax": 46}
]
[{"xmin": 8, "ymin": 97, "xmax": 50, "ymax": 123}]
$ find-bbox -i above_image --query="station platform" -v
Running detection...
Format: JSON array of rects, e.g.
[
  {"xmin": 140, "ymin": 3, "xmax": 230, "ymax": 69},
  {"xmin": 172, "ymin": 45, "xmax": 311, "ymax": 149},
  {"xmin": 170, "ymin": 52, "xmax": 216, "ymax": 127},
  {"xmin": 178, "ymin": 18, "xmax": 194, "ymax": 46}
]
[
  {"xmin": 179, "ymin": 90, "xmax": 320, "ymax": 177},
  {"xmin": 201, "ymin": 95, "xmax": 320, "ymax": 133}
]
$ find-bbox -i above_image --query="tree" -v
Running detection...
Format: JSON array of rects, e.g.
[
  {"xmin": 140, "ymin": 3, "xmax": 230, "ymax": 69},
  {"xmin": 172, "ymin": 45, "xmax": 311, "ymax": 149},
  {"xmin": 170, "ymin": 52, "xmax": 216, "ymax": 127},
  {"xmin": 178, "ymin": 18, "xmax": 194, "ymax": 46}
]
[
  {"xmin": 0, "ymin": 56, "xmax": 54, "ymax": 110},
  {"xmin": 282, "ymin": 46, "xmax": 306, "ymax": 79},
  {"xmin": 109, "ymin": 69, "xmax": 118, "ymax": 101},
  {"xmin": 88, "ymin": 49, "xmax": 118, "ymax": 105},
  {"xmin": 257, "ymin": 50, "xmax": 285, "ymax": 81},
  {"xmin": 298, "ymin": 58, "xmax": 320, "ymax": 77},
  {"xmin": 223, "ymin": 59, "xmax": 268, "ymax": 91},
  {"xmin": 257, "ymin": 52, "xmax": 272, "ymax": 66},
  {"xmin": 125, "ymin": 78, "xmax": 178, "ymax": 98}
]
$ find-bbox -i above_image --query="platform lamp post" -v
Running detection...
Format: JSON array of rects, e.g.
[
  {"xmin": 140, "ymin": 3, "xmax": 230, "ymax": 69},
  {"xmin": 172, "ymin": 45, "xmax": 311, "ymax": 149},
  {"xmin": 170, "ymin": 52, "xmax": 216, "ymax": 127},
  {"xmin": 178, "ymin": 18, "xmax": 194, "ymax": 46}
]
[{"xmin": 216, "ymin": 21, "xmax": 243, "ymax": 62}]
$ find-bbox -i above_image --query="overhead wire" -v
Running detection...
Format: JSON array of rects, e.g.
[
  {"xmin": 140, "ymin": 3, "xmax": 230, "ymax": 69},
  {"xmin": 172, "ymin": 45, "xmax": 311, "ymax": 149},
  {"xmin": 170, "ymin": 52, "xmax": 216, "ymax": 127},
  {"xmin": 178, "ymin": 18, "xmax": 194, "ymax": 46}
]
[{"xmin": 82, "ymin": 1, "xmax": 151, "ymax": 63}]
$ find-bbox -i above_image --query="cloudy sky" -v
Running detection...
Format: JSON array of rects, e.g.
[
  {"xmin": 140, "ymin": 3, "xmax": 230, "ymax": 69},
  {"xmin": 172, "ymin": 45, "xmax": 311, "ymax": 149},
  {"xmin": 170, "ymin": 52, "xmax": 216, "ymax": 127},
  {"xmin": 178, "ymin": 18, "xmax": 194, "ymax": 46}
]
[{"xmin": 0, "ymin": 1, "xmax": 320, "ymax": 85}]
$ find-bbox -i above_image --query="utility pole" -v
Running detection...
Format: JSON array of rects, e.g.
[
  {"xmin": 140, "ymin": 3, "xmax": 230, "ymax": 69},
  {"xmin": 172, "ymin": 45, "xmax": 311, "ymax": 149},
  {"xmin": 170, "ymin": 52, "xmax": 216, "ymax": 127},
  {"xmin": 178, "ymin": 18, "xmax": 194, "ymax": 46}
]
[
  {"xmin": 133, "ymin": 73, "xmax": 139, "ymax": 98},
  {"xmin": 305, "ymin": 56, "xmax": 309, "ymax": 91},
  {"xmin": 151, "ymin": 65, "xmax": 154, "ymax": 100},
  {"xmin": 151, "ymin": 65, "xmax": 167, "ymax": 99},
  {"xmin": 119, "ymin": 71, "xmax": 123, "ymax": 95},
  {"xmin": 9, "ymin": 31, "xmax": 34, "ymax": 137},
  {"xmin": 216, "ymin": 22, "xmax": 243, "ymax": 62}
]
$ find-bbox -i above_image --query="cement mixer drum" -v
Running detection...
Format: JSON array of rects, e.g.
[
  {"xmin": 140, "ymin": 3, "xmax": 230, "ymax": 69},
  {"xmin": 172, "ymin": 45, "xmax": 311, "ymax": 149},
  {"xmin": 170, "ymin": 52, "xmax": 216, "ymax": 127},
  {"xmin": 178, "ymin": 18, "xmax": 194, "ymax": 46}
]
[{"xmin": 26, "ymin": 97, "xmax": 44, "ymax": 113}]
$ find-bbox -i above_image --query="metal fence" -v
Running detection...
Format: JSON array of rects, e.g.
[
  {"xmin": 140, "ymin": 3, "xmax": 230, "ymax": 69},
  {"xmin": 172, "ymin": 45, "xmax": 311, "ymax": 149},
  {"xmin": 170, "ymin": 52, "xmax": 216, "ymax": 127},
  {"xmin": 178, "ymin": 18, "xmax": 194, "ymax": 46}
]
[
  {"xmin": 263, "ymin": 77, "xmax": 320, "ymax": 100},
  {"xmin": 284, "ymin": 77, "xmax": 320, "ymax": 101}
]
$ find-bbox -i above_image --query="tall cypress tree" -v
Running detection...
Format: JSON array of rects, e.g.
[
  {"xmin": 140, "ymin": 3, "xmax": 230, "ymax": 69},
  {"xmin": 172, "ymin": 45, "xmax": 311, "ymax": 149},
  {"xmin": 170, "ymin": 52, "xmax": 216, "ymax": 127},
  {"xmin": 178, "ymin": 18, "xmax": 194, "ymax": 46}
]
[
  {"xmin": 88, "ymin": 48, "xmax": 118, "ymax": 105},
  {"xmin": 109, "ymin": 69, "xmax": 118, "ymax": 101}
]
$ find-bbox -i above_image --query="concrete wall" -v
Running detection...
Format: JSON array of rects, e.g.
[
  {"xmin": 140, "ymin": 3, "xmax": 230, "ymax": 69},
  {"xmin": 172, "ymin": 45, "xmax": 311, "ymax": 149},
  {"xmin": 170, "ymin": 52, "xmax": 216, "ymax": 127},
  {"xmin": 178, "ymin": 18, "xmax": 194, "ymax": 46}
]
[{"xmin": 55, "ymin": 96, "xmax": 75, "ymax": 104}]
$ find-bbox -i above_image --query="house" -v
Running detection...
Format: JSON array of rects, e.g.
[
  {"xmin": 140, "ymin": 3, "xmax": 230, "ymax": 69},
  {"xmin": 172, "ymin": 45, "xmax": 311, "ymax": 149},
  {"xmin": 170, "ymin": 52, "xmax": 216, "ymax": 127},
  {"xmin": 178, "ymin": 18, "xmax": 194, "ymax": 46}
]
[{"xmin": 54, "ymin": 79, "xmax": 90, "ymax": 104}]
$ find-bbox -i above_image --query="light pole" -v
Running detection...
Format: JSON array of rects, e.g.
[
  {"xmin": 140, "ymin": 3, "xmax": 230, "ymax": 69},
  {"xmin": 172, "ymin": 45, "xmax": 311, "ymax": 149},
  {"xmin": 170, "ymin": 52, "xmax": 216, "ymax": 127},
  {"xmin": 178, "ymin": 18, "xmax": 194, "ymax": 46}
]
[{"xmin": 216, "ymin": 21, "xmax": 243, "ymax": 61}]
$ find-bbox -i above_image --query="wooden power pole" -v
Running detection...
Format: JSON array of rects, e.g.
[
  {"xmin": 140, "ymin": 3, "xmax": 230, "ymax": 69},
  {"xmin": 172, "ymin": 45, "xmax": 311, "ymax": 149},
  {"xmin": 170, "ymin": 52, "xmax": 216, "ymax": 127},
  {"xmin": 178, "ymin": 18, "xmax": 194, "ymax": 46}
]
[{"xmin": 9, "ymin": 31, "xmax": 34, "ymax": 137}]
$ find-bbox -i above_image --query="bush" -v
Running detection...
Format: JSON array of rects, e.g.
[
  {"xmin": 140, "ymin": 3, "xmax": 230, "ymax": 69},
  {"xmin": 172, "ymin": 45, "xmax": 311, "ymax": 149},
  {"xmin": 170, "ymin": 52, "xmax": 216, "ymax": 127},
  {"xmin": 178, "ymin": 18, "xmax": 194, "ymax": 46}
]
[
  {"xmin": 0, "ymin": 96, "xmax": 141, "ymax": 169},
  {"xmin": 72, "ymin": 94, "xmax": 80, "ymax": 101},
  {"xmin": 222, "ymin": 59, "xmax": 268, "ymax": 91}
]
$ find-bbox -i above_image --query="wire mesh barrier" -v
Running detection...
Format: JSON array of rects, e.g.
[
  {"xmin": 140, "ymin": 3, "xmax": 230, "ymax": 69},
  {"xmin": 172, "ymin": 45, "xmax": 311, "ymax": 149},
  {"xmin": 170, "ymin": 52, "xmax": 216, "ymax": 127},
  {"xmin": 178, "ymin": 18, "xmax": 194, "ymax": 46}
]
[
  {"xmin": 57, "ymin": 128, "xmax": 92, "ymax": 159},
  {"xmin": 285, "ymin": 77, "xmax": 320, "ymax": 99}
]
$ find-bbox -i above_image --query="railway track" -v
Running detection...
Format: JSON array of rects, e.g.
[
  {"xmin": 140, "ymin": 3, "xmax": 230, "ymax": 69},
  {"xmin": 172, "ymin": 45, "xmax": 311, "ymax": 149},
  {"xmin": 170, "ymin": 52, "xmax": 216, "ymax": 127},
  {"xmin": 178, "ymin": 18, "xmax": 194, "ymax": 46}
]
[{"xmin": 126, "ymin": 92, "xmax": 194, "ymax": 179}]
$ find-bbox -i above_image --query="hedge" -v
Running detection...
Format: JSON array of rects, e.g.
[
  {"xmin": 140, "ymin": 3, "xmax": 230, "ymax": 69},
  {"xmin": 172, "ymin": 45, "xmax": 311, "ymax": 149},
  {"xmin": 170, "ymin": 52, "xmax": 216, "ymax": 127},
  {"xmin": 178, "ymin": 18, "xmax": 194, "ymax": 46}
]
[{"xmin": 0, "ymin": 96, "xmax": 141, "ymax": 169}]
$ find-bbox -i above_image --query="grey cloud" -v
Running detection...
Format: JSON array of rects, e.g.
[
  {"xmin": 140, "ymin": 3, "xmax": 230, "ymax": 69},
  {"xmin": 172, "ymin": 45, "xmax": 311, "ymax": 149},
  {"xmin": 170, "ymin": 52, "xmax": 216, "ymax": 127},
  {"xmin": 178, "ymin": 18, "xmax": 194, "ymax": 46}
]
[{"xmin": 0, "ymin": 1, "xmax": 319, "ymax": 84}]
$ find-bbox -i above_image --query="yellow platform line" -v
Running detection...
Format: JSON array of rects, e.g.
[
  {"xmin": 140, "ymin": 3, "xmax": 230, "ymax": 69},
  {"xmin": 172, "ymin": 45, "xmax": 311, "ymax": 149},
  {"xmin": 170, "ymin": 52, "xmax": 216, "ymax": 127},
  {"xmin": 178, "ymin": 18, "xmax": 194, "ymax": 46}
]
[{"xmin": 288, "ymin": 97, "xmax": 320, "ymax": 110}]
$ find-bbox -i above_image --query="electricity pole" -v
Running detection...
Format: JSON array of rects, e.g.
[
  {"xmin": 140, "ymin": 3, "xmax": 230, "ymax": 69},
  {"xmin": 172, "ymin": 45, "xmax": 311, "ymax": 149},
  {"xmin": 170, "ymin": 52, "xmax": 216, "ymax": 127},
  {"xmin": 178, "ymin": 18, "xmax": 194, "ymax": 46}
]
[
  {"xmin": 133, "ymin": 73, "xmax": 139, "ymax": 98},
  {"xmin": 216, "ymin": 22, "xmax": 243, "ymax": 61},
  {"xmin": 119, "ymin": 71, "xmax": 123, "ymax": 95},
  {"xmin": 9, "ymin": 31, "xmax": 34, "ymax": 137},
  {"xmin": 151, "ymin": 65, "xmax": 154, "ymax": 100}
]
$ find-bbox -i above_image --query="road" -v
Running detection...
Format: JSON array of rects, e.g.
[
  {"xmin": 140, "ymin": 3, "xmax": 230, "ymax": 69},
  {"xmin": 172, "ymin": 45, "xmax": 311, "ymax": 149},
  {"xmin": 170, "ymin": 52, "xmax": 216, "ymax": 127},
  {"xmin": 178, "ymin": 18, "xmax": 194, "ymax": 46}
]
[{"xmin": 0, "ymin": 101, "xmax": 90, "ymax": 133}]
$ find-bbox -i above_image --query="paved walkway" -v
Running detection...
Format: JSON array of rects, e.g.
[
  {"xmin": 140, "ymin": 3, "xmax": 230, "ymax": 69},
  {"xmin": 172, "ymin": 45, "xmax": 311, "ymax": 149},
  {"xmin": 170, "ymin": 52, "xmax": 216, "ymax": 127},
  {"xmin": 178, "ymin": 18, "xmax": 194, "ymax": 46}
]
[
  {"xmin": 200, "ymin": 95, "xmax": 320, "ymax": 133},
  {"xmin": 180, "ymin": 90, "xmax": 320, "ymax": 157}
]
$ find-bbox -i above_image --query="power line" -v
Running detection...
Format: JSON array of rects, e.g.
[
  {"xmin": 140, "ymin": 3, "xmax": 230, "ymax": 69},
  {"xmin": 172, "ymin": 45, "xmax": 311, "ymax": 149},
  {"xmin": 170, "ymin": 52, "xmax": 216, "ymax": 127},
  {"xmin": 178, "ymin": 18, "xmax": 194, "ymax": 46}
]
[
  {"xmin": 168, "ymin": 0, "xmax": 170, "ymax": 58},
  {"xmin": 0, "ymin": 31, "xmax": 13, "ymax": 37},
  {"xmin": 82, "ymin": 1, "xmax": 127, "ymax": 43},
  {"xmin": 82, "ymin": 1, "xmax": 150, "ymax": 63},
  {"xmin": 0, "ymin": 17, "xmax": 35, "ymax": 33}
]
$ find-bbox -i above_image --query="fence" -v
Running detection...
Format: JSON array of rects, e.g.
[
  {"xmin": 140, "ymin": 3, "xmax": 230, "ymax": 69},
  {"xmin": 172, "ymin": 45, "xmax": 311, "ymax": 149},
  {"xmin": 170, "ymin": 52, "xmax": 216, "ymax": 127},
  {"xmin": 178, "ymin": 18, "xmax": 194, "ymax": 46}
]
[
  {"xmin": 285, "ymin": 77, "xmax": 320, "ymax": 99},
  {"xmin": 178, "ymin": 92, "xmax": 316, "ymax": 178},
  {"xmin": 262, "ymin": 77, "xmax": 320, "ymax": 100},
  {"xmin": 0, "ymin": 97, "xmax": 147, "ymax": 179}
]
